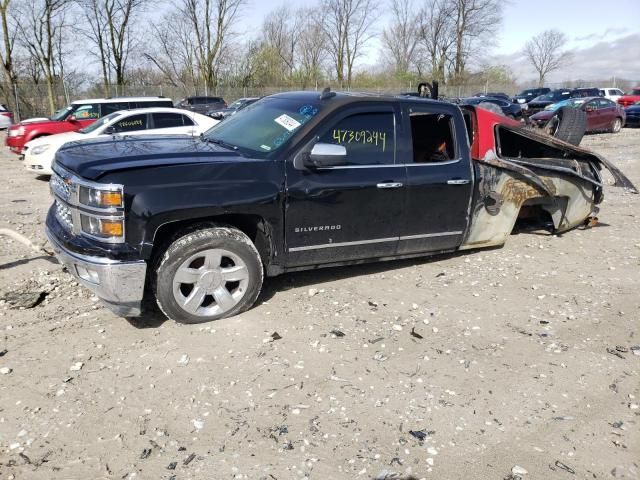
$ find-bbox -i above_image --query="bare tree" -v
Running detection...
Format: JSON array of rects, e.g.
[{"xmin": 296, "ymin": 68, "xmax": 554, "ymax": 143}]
[
  {"xmin": 16, "ymin": 0, "xmax": 72, "ymax": 114},
  {"xmin": 451, "ymin": 0, "xmax": 502, "ymax": 81},
  {"xmin": 382, "ymin": 0, "xmax": 419, "ymax": 77},
  {"xmin": 297, "ymin": 11, "xmax": 327, "ymax": 88},
  {"xmin": 180, "ymin": 0, "xmax": 246, "ymax": 90},
  {"xmin": 524, "ymin": 29, "xmax": 570, "ymax": 86},
  {"xmin": 0, "ymin": 0, "xmax": 18, "ymax": 112},
  {"xmin": 76, "ymin": 0, "xmax": 147, "ymax": 93},
  {"xmin": 320, "ymin": 0, "xmax": 378, "ymax": 88},
  {"xmin": 416, "ymin": 0, "xmax": 455, "ymax": 82},
  {"xmin": 262, "ymin": 6, "xmax": 303, "ymax": 80}
]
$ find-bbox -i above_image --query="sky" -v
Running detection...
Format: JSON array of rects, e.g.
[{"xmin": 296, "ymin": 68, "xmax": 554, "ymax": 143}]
[{"xmin": 238, "ymin": 0, "xmax": 640, "ymax": 83}]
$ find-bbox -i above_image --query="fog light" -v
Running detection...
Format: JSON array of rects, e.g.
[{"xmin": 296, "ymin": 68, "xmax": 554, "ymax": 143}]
[{"xmin": 76, "ymin": 265, "xmax": 100, "ymax": 284}]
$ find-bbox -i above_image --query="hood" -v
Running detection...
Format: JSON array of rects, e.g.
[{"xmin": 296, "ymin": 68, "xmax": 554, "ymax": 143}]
[
  {"xmin": 21, "ymin": 117, "xmax": 51, "ymax": 124},
  {"xmin": 55, "ymin": 135, "xmax": 243, "ymax": 181},
  {"xmin": 27, "ymin": 131, "xmax": 82, "ymax": 147},
  {"xmin": 530, "ymin": 110, "xmax": 553, "ymax": 120}
]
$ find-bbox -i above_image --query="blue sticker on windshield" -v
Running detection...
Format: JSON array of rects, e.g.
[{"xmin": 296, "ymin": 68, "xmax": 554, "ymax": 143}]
[{"xmin": 299, "ymin": 104, "xmax": 318, "ymax": 119}]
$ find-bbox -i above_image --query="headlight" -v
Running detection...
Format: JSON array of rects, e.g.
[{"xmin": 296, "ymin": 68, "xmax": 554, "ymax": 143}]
[
  {"xmin": 79, "ymin": 185, "xmax": 123, "ymax": 208},
  {"xmin": 30, "ymin": 144, "xmax": 50, "ymax": 155},
  {"xmin": 8, "ymin": 126, "xmax": 24, "ymax": 137},
  {"xmin": 80, "ymin": 214, "xmax": 124, "ymax": 240}
]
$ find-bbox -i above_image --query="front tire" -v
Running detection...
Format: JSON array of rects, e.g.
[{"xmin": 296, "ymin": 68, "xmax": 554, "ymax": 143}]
[{"xmin": 154, "ymin": 225, "xmax": 263, "ymax": 323}]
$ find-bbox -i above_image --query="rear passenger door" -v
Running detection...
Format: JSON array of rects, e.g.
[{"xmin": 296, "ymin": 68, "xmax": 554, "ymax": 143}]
[{"xmin": 396, "ymin": 104, "xmax": 473, "ymax": 255}]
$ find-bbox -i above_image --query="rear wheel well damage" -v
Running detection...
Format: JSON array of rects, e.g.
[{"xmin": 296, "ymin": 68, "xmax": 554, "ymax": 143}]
[{"xmin": 150, "ymin": 214, "xmax": 274, "ymax": 269}]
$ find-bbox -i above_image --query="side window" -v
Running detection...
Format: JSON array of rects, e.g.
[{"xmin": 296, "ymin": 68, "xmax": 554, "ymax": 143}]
[
  {"xmin": 101, "ymin": 102, "xmax": 130, "ymax": 116},
  {"xmin": 585, "ymin": 100, "xmax": 598, "ymax": 110},
  {"xmin": 152, "ymin": 112, "xmax": 185, "ymax": 128},
  {"xmin": 73, "ymin": 104, "xmax": 100, "ymax": 119},
  {"xmin": 114, "ymin": 114, "xmax": 148, "ymax": 132},
  {"xmin": 598, "ymin": 99, "xmax": 612, "ymax": 108},
  {"xmin": 317, "ymin": 112, "xmax": 394, "ymax": 166},
  {"xmin": 182, "ymin": 114, "xmax": 194, "ymax": 126},
  {"xmin": 409, "ymin": 112, "xmax": 456, "ymax": 163}
]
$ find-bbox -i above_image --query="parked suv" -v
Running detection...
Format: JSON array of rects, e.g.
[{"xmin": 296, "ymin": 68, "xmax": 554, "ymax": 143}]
[
  {"xmin": 6, "ymin": 97, "xmax": 173, "ymax": 154},
  {"xmin": 513, "ymin": 87, "xmax": 551, "ymax": 104},
  {"xmin": 175, "ymin": 96, "xmax": 227, "ymax": 114}
]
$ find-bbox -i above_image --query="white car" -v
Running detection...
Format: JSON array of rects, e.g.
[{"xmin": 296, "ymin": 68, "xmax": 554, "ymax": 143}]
[
  {"xmin": 599, "ymin": 88, "xmax": 625, "ymax": 103},
  {"xmin": 23, "ymin": 107, "xmax": 219, "ymax": 175},
  {"xmin": 0, "ymin": 104, "xmax": 13, "ymax": 129}
]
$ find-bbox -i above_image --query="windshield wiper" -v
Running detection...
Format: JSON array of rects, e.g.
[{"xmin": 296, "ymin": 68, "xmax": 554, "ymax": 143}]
[{"xmin": 202, "ymin": 135, "xmax": 238, "ymax": 151}]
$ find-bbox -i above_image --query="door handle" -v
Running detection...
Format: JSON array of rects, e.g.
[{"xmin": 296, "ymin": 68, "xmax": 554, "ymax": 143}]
[
  {"xmin": 377, "ymin": 182, "xmax": 403, "ymax": 189},
  {"xmin": 447, "ymin": 179, "xmax": 470, "ymax": 185}
]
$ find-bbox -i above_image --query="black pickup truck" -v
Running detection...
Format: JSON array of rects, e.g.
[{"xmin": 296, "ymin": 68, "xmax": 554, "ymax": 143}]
[{"xmin": 45, "ymin": 90, "xmax": 636, "ymax": 323}]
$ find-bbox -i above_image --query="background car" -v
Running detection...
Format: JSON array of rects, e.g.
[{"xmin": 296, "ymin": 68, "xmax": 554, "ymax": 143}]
[
  {"xmin": 529, "ymin": 97, "xmax": 625, "ymax": 134},
  {"xmin": 460, "ymin": 96, "xmax": 523, "ymax": 119},
  {"xmin": 512, "ymin": 87, "xmax": 550, "ymax": 104},
  {"xmin": 624, "ymin": 101, "xmax": 640, "ymax": 127},
  {"xmin": 473, "ymin": 92, "xmax": 510, "ymax": 101},
  {"xmin": 599, "ymin": 87, "xmax": 625, "ymax": 103},
  {"xmin": 617, "ymin": 87, "xmax": 640, "ymax": 107},
  {"xmin": 0, "ymin": 104, "xmax": 13, "ymax": 129},
  {"xmin": 526, "ymin": 87, "xmax": 602, "ymax": 116},
  {"xmin": 5, "ymin": 96, "xmax": 173, "ymax": 154},
  {"xmin": 206, "ymin": 97, "xmax": 261, "ymax": 120},
  {"xmin": 175, "ymin": 96, "xmax": 226, "ymax": 114},
  {"xmin": 22, "ymin": 107, "xmax": 218, "ymax": 176}
]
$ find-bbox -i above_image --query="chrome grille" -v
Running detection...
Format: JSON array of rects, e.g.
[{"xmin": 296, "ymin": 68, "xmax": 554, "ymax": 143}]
[
  {"xmin": 54, "ymin": 199, "xmax": 74, "ymax": 230},
  {"xmin": 50, "ymin": 171, "xmax": 72, "ymax": 202}
]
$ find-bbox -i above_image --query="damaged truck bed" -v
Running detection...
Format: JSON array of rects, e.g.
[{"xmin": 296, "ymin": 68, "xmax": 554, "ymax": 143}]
[
  {"xmin": 461, "ymin": 106, "xmax": 637, "ymax": 249},
  {"xmin": 45, "ymin": 91, "xmax": 637, "ymax": 322}
]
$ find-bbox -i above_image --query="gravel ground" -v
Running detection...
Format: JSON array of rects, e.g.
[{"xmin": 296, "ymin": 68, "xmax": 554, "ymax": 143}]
[{"xmin": 0, "ymin": 129, "xmax": 639, "ymax": 480}]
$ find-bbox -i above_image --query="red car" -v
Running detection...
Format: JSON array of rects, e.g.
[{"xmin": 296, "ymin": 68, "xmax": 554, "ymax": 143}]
[
  {"xmin": 529, "ymin": 97, "xmax": 625, "ymax": 133},
  {"xmin": 617, "ymin": 87, "xmax": 640, "ymax": 107},
  {"xmin": 5, "ymin": 97, "xmax": 173, "ymax": 154}
]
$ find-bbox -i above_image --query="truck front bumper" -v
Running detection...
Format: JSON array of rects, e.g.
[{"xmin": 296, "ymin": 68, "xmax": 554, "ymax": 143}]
[{"xmin": 46, "ymin": 227, "xmax": 147, "ymax": 317}]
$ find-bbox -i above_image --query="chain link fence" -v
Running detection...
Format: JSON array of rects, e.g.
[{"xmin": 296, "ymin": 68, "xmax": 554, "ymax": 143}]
[{"xmin": 1, "ymin": 78, "xmax": 632, "ymax": 122}]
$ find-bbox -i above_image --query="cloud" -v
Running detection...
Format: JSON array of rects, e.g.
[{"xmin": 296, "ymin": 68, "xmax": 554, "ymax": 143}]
[
  {"xmin": 574, "ymin": 27, "xmax": 629, "ymax": 42},
  {"xmin": 490, "ymin": 33, "xmax": 640, "ymax": 83}
]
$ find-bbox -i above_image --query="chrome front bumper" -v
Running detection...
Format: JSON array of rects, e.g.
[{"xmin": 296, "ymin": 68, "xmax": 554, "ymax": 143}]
[{"xmin": 45, "ymin": 228, "xmax": 147, "ymax": 316}]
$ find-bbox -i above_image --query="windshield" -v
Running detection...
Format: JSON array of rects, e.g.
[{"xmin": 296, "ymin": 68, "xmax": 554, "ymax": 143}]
[
  {"xmin": 78, "ymin": 112, "xmax": 120, "ymax": 134},
  {"xmin": 50, "ymin": 105, "xmax": 75, "ymax": 121},
  {"xmin": 228, "ymin": 99, "xmax": 246, "ymax": 110},
  {"xmin": 632, "ymin": 89, "xmax": 640, "ymax": 95},
  {"xmin": 202, "ymin": 97, "xmax": 321, "ymax": 155}
]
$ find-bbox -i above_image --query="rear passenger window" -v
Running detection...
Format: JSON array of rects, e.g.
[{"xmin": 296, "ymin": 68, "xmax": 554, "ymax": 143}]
[
  {"xmin": 101, "ymin": 102, "xmax": 130, "ymax": 115},
  {"xmin": 114, "ymin": 114, "xmax": 147, "ymax": 132},
  {"xmin": 409, "ymin": 112, "xmax": 455, "ymax": 163},
  {"xmin": 152, "ymin": 112, "xmax": 185, "ymax": 128},
  {"xmin": 318, "ymin": 112, "xmax": 394, "ymax": 166}
]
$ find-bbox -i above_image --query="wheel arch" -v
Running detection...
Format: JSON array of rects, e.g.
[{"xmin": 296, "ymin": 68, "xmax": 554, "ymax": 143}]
[{"xmin": 150, "ymin": 213, "xmax": 275, "ymax": 268}]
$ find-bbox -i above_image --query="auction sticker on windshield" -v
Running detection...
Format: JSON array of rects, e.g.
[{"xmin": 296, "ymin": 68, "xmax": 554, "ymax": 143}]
[{"xmin": 274, "ymin": 114, "xmax": 301, "ymax": 132}]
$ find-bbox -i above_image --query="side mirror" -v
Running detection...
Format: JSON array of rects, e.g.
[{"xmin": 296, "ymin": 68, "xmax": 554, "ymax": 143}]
[
  {"xmin": 585, "ymin": 106, "xmax": 595, "ymax": 113},
  {"xmin": 68, "ymin": 115, "xmax": 77, "ymax": 122},
  {"xmin": 304, "ymin": 143, "xmax": 347, "ymax": 169},
  {"xmin": 103, "ymin": 126, "xmax": 115, "ymax": 135}
]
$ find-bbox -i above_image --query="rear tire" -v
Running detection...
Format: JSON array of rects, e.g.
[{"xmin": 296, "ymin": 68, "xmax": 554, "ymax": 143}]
[
  {"xmin": 544, "ymin": 106, "xmax": 587, "ymax": 146},
  {"xmin": 153, "ymin": 225, "xmax": 263, "ymax": 324},
  {"xmin": 611, "ymin": 117, "xmax": 622, "ymax": 133}
]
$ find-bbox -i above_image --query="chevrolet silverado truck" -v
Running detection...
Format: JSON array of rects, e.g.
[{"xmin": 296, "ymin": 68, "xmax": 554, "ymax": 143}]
[{"xmin": 45, "ymin": 89, "xmax": 637, "ymax": 324}]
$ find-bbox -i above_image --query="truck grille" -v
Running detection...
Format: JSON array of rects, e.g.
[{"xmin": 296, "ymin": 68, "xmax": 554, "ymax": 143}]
[
  {"xmin": 54, "ymin": 199, "xmax": 74, "ymax": 230},
  {"xmin": 50, "ymin": 171, "xmax": 73, "ymax": 202}
]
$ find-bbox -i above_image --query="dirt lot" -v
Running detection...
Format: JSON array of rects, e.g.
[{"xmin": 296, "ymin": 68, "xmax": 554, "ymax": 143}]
[{"xmin": 0, "ymin": 129, "xmax": 639, "ymax": 480}]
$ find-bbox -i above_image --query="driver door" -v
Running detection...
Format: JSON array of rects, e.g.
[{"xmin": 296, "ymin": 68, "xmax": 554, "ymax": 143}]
[{"xmin": 284, "ymin": 105, "xmax": 405, "ymax": 267}]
